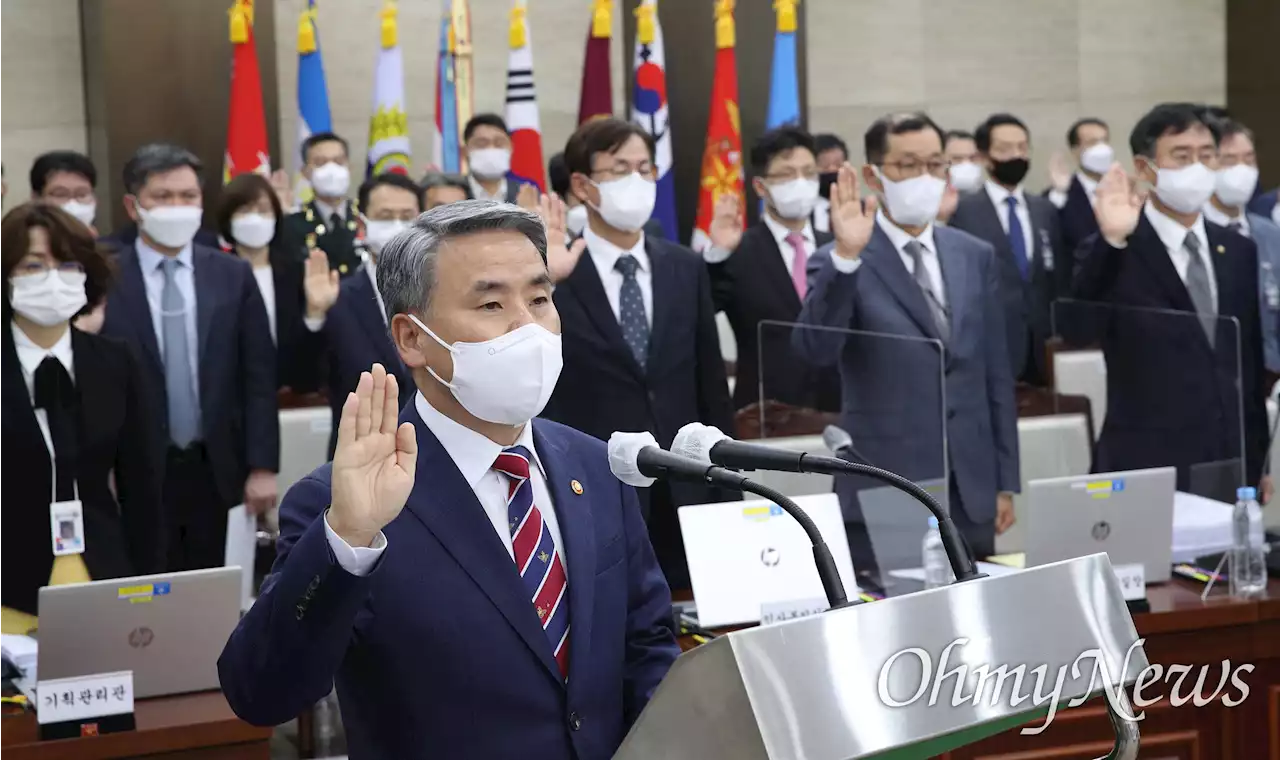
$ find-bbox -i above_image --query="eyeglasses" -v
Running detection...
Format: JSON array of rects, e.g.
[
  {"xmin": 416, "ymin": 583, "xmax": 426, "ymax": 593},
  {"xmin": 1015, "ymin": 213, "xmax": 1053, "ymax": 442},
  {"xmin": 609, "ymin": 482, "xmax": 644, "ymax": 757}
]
[
  {"xmin": 15, "ymin": 260, "xmax": 85, "ymax": 277},
  {"xmin": 880, "ymin": 159, "xmax": 951, "ymax": 179},
  {"xmin": 763, "ymin": 169, "xmax": 820, "ymax": 183},
  {"xmin": 43, "ymin": 189, "xmax": 94, "ymax": 203},
  {"xmin": 592, "ymin": 163, "xmax": 654, "ymax": 180}
]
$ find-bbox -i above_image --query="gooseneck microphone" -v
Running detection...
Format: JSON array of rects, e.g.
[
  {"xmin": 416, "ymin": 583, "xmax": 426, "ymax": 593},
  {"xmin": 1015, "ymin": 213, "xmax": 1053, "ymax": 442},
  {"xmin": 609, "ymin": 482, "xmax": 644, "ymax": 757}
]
[
  {"xmin": 608, "ymin": 432, "xmax": 852, "ymax": 610},
  {"xmin": 673, "ymin": 423, "xmax": 985, "ymax": 584}
]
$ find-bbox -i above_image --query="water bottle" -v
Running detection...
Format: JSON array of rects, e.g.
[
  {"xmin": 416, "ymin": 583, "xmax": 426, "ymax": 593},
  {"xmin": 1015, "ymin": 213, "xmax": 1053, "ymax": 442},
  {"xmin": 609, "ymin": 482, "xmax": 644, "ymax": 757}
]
[
  {"xmin": 923, "ymin": 516, "xmax": 953, "ymax": 589},
  {"xmin": 1229, "ymin": 486, "xmax": 1267, "ymax": 598}
]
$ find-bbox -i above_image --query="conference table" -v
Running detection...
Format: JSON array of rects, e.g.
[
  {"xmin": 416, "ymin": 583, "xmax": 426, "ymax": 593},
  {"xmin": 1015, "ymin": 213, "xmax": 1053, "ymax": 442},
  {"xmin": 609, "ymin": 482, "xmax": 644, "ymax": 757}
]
[{"xmin": 678, "ymin": 578, "xmax": 1280, "ymax": 759}]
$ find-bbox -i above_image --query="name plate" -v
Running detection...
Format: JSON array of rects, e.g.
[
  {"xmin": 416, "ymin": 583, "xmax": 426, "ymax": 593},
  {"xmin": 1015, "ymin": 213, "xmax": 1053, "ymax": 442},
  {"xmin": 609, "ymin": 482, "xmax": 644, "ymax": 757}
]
[
  {"xmin": 760, "ymin": 597, "xmax": 829, "ymax": 626},
  {"xmin": 1112, "ymin": 562, "xmax": 1146, "ymax": 601},
  {"xmin": 37, "ymin": 671, "xmax": 134, "ymax": 726}
]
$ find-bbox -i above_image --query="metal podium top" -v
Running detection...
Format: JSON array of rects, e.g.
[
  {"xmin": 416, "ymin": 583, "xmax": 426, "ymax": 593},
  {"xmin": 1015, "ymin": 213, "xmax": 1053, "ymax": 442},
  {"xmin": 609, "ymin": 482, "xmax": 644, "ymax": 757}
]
[{"xmin": 615, "ymin": 553, "xmax": 1146, "ymax": 760}]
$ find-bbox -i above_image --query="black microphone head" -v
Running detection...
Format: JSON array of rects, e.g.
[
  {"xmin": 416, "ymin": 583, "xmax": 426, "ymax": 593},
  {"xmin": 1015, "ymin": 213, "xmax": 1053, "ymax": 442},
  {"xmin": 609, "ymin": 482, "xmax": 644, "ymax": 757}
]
[{"xmin": 822, "ymin": 424, "xmax": 853, "ymax": 455}]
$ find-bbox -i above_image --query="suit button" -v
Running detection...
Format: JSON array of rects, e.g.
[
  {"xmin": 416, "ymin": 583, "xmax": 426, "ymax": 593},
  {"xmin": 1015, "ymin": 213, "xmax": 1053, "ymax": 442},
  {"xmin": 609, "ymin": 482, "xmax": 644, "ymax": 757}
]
[{"xmin": 568, "ymin": 711, "xmax": 582, "ymax": 731}]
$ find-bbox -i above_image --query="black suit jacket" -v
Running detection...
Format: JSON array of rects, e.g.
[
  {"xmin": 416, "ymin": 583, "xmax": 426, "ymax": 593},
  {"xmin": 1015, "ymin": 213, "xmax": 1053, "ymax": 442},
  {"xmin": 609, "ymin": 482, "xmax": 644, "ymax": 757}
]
[
  {"xmin": 1071, "ymin": 215, "xmax": 1268, "ymax": 490},
  {"xmin": 284, "ymin": 201, "xmax": 362, "ymax": 276},
  {"xmin": 2, "ymin": 326, "xmax": 164, "ymax": 614},
  {"xmin": 1059, "ymin": 175, "xmax": 1100, "ymax": 257},
  {"xmin": 709, "ymin": 222, "xmax": 838, "ymax": 412},
  {"xmin": 101, "ymin": 243, "xmax": 279, "ymax": 506},
  {"xmin": 321, "ymin": 266, "xmax": 414, "ymax": 458},
  {"xmin": 266, "ymin": 246, "xmax": 325, "ymax": 393},
  {"xmin": 950, "ymin": 188, "xmax": 1069, "ymax": 381},
  {"xmin": 546, "ymin": 236, "xmax": 736, "ymax": 508}
]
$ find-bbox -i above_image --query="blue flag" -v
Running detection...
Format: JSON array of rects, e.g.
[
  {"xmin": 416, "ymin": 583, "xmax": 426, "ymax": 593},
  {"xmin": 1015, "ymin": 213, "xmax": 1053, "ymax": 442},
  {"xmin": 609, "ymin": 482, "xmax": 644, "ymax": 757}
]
[
  {"xmin": 433, "ymin": 2, "xmax": 461, "ymax": 173},
  {"xmin": 295, "ymin": 0, "xmax": 332, "ymax": 202},
  {"xmin": 765, "ymin": 24, "xmax": 799, "ymax": 129}
]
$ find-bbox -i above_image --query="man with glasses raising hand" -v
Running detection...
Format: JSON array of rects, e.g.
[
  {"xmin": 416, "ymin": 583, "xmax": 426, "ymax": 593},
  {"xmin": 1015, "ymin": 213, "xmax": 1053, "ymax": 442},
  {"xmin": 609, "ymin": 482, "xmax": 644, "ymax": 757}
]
[{"xmin": 792, "ymin": 111, "xmax": 1019, "ymax": 569}]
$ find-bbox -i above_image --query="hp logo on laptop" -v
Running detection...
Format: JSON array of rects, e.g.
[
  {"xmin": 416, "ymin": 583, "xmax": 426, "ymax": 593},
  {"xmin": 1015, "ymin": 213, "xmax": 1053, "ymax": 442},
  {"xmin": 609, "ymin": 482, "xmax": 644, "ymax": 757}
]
[
  {"xmin": 129, "ymin": 627, "xmax": 155, "ymax": 649},
  {"xmin": 760, "ymin": 547, "xmax": 781, "ymax": 567},
  {"xmin": 1091, "ymin": 521, "xmax": 1111, "ymax": 541}
]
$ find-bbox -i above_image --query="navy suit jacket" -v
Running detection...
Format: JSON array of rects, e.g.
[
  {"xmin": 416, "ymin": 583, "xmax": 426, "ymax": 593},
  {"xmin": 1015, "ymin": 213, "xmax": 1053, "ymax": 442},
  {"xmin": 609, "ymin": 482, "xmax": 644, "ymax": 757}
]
[
  {"xmin": 1059, "ymin": 175, "xmax": 1101, "ymax": 260},
  {"xmin": 101, "ymin": 243, "xmax": 278, "ymax": 506},
  {"xmin": 1070, "ymin": 215, "xmax": 1269, "ymax": 490},
  {"xmin": 1248, "ymin": 188, "xmax": 1278, "ymax": 220},
  {"xmin": 218, "ymin": 406, "xmax": 680, "ymax": 760},
  {"xmin": 793, "ymin": 224, "xmax": 1020, "ymax": 524},
  {"xmin": 321, "ymin": 266, "xmax": 414, "ymax": 457}
]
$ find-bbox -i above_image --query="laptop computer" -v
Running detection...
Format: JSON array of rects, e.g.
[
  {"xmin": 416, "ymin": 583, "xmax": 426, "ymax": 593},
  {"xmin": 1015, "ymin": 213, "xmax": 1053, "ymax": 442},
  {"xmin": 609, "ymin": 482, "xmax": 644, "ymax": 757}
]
[
  {"xmin": 1024, "ymin": 467, "xmax": 1176, "ymax": 582},
  {"xmin": 678, "ymin": 493, "xmax": 858, "ymax": 628},
  {"xmin": 38, "ymin": 567, "xmax": 241, "ymax": 698}
]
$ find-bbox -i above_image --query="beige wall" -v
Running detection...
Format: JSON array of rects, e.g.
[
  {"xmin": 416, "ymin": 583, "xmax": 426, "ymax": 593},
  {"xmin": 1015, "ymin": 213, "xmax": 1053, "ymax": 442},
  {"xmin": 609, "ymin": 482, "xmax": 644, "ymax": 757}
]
[
  {"xmin": 272, "ymin": 0, "xmax": 626, "ymax": 177},
  {"xmin": 1, "ymin": 0, "xmax": 88, "ymax": 204},
  {"xmin": 807, "ymin": 0, "xmax": 1227, "ymax": 188}
]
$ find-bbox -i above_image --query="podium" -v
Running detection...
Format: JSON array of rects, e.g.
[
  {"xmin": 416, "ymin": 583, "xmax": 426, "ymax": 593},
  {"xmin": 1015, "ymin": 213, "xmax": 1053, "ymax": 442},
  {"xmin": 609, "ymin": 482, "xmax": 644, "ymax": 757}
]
[{"xmin": 616, "ymin": 553, "xmax": 1145, "ymax": 759}]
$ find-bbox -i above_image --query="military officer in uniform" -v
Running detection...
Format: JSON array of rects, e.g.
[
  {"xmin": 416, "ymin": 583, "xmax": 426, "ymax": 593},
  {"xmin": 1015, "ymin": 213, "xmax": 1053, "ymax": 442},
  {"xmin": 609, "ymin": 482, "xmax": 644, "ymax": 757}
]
[{"xmin": 285, "ymin": 132, "xmax": 362, "ymax": 277}]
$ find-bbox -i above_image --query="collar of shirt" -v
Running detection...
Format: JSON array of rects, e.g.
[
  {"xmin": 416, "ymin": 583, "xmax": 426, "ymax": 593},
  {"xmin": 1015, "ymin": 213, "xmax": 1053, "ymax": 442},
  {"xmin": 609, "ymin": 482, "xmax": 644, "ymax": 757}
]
[
  {"xmin": 761, "ymin": 211, "xmax": 815, "ymax": 253},
  {"xmin": 11, "ymin": 321, "xmax": 74, "ymax": 384},
  {"xmin": 583, "ymin": 225, "xmax": 650, "ymax": 274},
  {"xmin": 1201, "ymin": 201, "xmax": 1249, "ymax": 233},
  {"xmin": 413, "ymin": 392, "xmax": 546, "ymax": 488},
  {"xmin": 875, "ymin": 209, "xmax": 937, "ymax": 256},
  {"xmin": 1076, "ymin": 171, "xmax": 1100, "ymax": 199},
  {"xmin": 136, "ymin": 236, "xmax": 193, "ymax": 273},
  {"xmin": 1144, "ymin": 201, "xmax": 1208, "ymax": 256},
  {"xmin": 984, "ymin": 180, "xmax": 1026, "ymax": 209},
  {"xmin": 468, "ymin": 175, "xmax": 509, "ymax": 203},
  {"xmin": 314, "ymin": 198, "xmax": 349, "ymax": 222}
]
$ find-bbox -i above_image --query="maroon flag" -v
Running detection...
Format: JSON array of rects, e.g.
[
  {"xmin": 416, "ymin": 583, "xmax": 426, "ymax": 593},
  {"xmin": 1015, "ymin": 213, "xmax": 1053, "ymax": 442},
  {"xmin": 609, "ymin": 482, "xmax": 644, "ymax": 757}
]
[{"xmin": 577, "ymin": 0, "xmax": 613, "ymax": 124}]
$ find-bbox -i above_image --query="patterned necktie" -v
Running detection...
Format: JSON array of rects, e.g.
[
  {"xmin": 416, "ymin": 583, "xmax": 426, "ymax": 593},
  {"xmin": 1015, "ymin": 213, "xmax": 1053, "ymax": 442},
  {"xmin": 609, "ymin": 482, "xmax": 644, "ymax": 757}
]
[
  {"xmin": 1005, "ymin": 196, "xmax": 1030, "ymax": 281},
  {"xmin": 494, "ymin": 446, "xmax": 570, "ymax": 679},
  {"xmin": 786, "ymin": 231, "xmax": 808, "ymax": 299},
  {"xmin": 160, "ymin": 258, "xmax": 200, "ymax": 446},
  {"xmin": 614, "ymin": 254, "xmax": 650, "ymax": 370},
  {"xmin": 1182, "ymin": 232, "xmax": 1217, "ymax": 347},
  {"xmin": 905, "ymin": 240, "xmax": 950, "ymax": 341}
]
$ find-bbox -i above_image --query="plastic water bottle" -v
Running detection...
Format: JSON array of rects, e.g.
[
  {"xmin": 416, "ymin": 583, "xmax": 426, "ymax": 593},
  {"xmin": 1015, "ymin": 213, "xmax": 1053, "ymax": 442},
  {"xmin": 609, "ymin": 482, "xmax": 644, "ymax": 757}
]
[
  {"xmin": 923, "ymin": 516, "xmax": 953, "ymax": 589},
  {"xmin": 1230, "ymin": 487, "xmax": 1267, "ymax": 598}
]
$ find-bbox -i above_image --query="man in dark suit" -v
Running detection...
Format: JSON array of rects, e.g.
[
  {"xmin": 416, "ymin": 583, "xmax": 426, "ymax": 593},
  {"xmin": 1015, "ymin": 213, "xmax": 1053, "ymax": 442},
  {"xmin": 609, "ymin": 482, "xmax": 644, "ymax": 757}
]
[
  {"xmin": 219, "ymin": 201, "xmax": 679, "ymax": 758},
  {"xmin": 545, "ymin": 117, "xmax": 736, "ymax": 589},
  {"xmin": 101, "ymin": 144, "xmax": 279, "ymax": 570},
  {"xmin": 1250, "ymin": 188, "xmax": 1279, "ymax": 222},
  {"xmin": 1071, "ymin": 103, "xmax": 1270, "ymax": 499},
  {"xmin": 1046, "ymin": 118, "xmax": 1112, "ymax": 256},
  {"xmin": 283, "ymin": 132, "xmax": 362, "ymax": 276},
  {"xmin": 812, "ymin": 133, "xmax": 849, "ymax": 235},
  {"xmin": 302, "ymin": 173, "xmax": 422, "ymax": 457},
  {"xmin": 793, "ymin": 112, "xmax": 1019, "ymax": 564},
  {"xmin": 462, "ymin": 113, "xmax": 532, "ymax": 204},
  {"xmin": 949, "ymin": 113, "xmax": 1068, "ymax": 384},
  {"xmin": 702, "ymin": 126, "xmax": 836, "ymax": 412}
]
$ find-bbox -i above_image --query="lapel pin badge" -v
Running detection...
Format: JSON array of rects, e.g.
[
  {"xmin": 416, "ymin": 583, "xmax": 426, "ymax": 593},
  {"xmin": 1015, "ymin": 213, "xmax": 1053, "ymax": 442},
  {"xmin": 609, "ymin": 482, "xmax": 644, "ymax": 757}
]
[
  {"xmin": 1216, "ymin": 245, "xmax": 1225, "ymax": 255},
  {"xmin": 339, "ymin": 263, "xmax": 349, "ymax": 274},
  {"xmin": 570, "ymin": 480, "xmax": 584, "ymax": 495}
]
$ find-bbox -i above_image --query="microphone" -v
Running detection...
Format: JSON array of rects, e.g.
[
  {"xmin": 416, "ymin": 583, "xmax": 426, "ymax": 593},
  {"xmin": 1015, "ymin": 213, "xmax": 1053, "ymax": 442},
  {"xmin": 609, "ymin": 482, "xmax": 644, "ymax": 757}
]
[
  {"xmin": 608, "ymin": 431, "xmax": 852, "ymax": 610},
  {"xmin": 822, "ymin": 424, "xmax": 874, "ymax": 467},
  {"xmin": 673, "ymin": 423, "xmax": 984, "ymax": 583}
]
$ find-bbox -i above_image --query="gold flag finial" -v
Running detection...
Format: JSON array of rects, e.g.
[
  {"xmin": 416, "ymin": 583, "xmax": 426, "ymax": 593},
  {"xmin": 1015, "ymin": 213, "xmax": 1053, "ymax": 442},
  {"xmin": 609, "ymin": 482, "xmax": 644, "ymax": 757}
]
[
  {"xmin": 714, "ymin": 0, "xmax": 736, "ymax": 50},
  {"xmin": 774, "ymin": 0, "xmax": 797, "ymax": 34},
  {"xmin": 509, "ymin": 3, "xmax": 527, "ymax": 49},
  {"xmin": 229, "ymin": 0, "xmax": 251, "ymax": 44},
  {"xmin": 297, "ymin": 7, "xmax": 317, "ymax": 54},
  {"xmin": 591, "ymin": 0, "xmax": 613, "ymax": 39},
  {"xmin": 379, "ymin": 2, "xmax": 398, "ymax": 49},
  {"xmin": 635, "ymin": 2, "xmax": 655, "ymax": 45}
]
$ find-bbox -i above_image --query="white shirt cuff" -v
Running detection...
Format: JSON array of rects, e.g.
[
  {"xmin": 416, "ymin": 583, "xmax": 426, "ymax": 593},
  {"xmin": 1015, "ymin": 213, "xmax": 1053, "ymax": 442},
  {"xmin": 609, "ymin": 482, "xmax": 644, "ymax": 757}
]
[
  {"xmin": 1048, "ymin": 189, "xmax": 1068, "ymax": 209},
  {"xmin": 304, "ymin": 316, "xmax": 327, "ymax": 333},
  {"xmin": 702, "ymin": 245, "xmax": 733, "ymax": 264},
  {"xmin": 829, "ymin": 250, "xmax": 862, "ymax": 274},
  {"xmin": 322, "ymin": 510, "xmax": 387, "ymax": 576}
]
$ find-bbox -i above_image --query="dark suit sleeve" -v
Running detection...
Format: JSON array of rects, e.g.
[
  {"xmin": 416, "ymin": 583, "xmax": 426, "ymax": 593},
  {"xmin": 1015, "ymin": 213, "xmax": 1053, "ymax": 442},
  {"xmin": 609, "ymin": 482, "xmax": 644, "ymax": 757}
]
[
  {"xmin": 620, "ymin": 477, "xmax": 680, "ymax": 726},
  {"xmin": 239, "ymin": 267, "xmax": 280, "ymax": 472},
  {"xmin": 113, "ymin": 343, "xmax": 165, "ymax": 575},
  {"xmin": 791, "ymin": 243, "xmax": 860, "ymax": 366},
  {"xmin": 693, "ymin": 260, "xmax": 735, "ymax": 434},
  {"xmin": 980, "ymin": 246, "xmax": 1020, "ymax": 493},
  {"xmin": 1071, "ymin": 232, "xmax": 1123, "ymax": 301},
  {"xmin": 218, "ymin": 474, "xmax": 377, "ymax": 725},
  {"xmin": 1236, "ymin": 240, "xmax": 1270, "ymax": 484}
]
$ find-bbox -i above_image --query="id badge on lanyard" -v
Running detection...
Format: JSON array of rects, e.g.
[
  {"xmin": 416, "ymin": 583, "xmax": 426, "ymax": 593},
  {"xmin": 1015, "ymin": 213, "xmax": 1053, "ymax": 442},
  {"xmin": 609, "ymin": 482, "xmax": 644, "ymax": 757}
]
[{"xmin": 49, "ymin": 458, "xmax": 85, "ymax": 557}]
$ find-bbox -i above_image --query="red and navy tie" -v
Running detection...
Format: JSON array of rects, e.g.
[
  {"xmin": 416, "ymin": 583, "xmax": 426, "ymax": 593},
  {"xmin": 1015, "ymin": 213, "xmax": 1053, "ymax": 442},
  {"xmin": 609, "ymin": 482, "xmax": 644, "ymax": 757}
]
[{"xmin": 494, "ymin": 446, "xmax": 570, "ymax": 679}]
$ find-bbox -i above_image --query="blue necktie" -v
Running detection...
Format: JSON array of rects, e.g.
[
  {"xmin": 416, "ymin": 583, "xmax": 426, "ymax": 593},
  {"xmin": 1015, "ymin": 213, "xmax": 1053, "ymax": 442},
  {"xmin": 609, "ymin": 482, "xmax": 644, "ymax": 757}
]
[
  {"xmin": 1005, "ymin": 196, "xmax": 1029, "ymax": 281},
  {"xmin": 614, "ymin": 254, "xmax": 650, "ymax": 370},
  {"xmin": 160, "ymin": 258, "xmax": 200, "ymax": 446}
]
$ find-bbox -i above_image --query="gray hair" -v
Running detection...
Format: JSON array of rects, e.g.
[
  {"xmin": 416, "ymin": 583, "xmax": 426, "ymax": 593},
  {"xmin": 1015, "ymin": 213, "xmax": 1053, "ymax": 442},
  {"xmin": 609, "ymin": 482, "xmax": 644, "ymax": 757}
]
[
  {"xmin": 420, "ymin": 171, "xmax": 470, "ymax": 196},
  {"xmin": 122, "ymin": 143, "xmax": 203, "ymax": 195},
  {"xmin": 376, "ymin": 199, "xmax": 548, "ymax": 323}
]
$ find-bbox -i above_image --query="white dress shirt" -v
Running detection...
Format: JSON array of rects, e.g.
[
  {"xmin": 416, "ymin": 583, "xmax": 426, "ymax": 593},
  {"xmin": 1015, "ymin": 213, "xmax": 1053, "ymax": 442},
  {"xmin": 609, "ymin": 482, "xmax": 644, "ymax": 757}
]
[
  {"xmin": 1202, "ymin": 202, "xmax": 1251, "ymax": 237},
  {"xmin": 313, "ymin": 198, "xmax": 349, "ymax": 225},
  {"xmin": 324, "ymin": 393, "xmax": 566, "ymax": 577},
  {"xmin": 135, "ymin": 238, "xmax": 200, "ymax": 398},
  {"xmin": 1048, "ymin": 171, "xmax": 1100, "ymax": 210},
  {"xmin": 583, "ymin": 226, "xmax": 653, "ymax": 327},
  {"xmin": 468, "ymin": 175, "xmax": 509, "ymax": 203},
  {"xmin": 1144, "ymin": 202, "xmax": 1216, "ymax": 310},
  {"xmin": 12, "ymin": 322, "xmax": 75, "ymax": 461},
  {"xmin": 985, "ymin": 180, "xmax": 1034, "ymax": 260},
  {"xmin": 761, "ymin": 212, "xmax": 816, "ymax": 279},
  {"xmin": 251, "ymin": 265, "xmax": 277, "ymax": 344},
  {"xmin": 875, "ymin": 210, "xmax": 947, "ymax": 306}
]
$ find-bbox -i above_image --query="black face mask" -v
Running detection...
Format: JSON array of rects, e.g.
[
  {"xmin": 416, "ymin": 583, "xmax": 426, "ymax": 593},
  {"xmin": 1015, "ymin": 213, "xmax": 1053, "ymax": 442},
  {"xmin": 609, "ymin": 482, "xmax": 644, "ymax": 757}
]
[
  {"xmin": 818, "ymin": 171, "xmax": 838, "ymax": 201},
  {"xmin": 989, "ymin": 157, "xmax": 1030, "ymax": 186}
]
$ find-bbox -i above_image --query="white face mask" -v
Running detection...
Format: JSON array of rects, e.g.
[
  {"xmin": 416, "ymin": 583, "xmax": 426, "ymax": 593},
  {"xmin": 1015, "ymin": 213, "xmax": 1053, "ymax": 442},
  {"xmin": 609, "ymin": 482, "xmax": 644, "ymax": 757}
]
[
  {"xmin": 947, "ymin": 161, "xmax": 984, "ymax": 193},
  {"xmin": 877, "ymin": 169, "xmax": 947, "ymax": 228},
  {"xmin": 1152, "ymin": 162, "xmax": 1217, "ymax": 215},
  {"xmin": 1215, "ymin": 164, "xmax": 1259, "ymax": 209},
  {"xmin": 410, "ymin": 316, "xmax": 563, "ymax": 426},
  {"xmin": 60, "ymin": 200, "xmax": 97, "ymax": 227},
  {"xmin": 230, "ymin": 212, "xmax": 276, "ymax": 249},
  {"xmin": 310, "ymin": 162, "xmax": 351, "ymax": 198},
  {"xmin": 136, "ymin": 204, "xmax": 203, "ymax": 249},
  {"xmin": 1080, "ymin": 143, "xmax": 1115, "ymax": 175},
  {"xmin": 9, "ymin": 270, "xmax": 88, "ymax": 327},
  {"xmin": 468, "ymin": 148, "xmax": 512, "ymax": 181},
  {"xmin": 590, "ymin": 173, "xmax": 657, "ymax": 233},
  {"xmin": 766, "ymin": 177, "xmax": 820, "ymax": 220},
  {"xmin": 566, "ymin": 204, "xmax": 589, "ymax": 236},
  {"xmin": 363, "ymin": 217, "xmax": 409, "ymax": 255}
]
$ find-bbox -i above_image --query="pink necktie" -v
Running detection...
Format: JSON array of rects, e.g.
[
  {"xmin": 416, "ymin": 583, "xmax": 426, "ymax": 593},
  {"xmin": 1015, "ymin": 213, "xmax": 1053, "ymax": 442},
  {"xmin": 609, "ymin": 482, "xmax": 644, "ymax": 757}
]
[{"xmin": 786, "ymin": 232, "xmax": 808, "ymax": 298}]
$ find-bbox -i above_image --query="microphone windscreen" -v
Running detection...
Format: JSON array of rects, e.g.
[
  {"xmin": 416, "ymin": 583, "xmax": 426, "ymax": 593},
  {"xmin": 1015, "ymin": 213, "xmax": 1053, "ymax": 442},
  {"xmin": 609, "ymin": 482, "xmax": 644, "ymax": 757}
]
[
  {"xmin": 607, "ymin": 431, "xmax": 659, "ymax": 487},
  {"xmin": 822, "ymin": 424, "xmax": 853, "ymax": 455},
  {"xmin": 672, "ymin": 423, "xmax": 730, "ymax": 465}
]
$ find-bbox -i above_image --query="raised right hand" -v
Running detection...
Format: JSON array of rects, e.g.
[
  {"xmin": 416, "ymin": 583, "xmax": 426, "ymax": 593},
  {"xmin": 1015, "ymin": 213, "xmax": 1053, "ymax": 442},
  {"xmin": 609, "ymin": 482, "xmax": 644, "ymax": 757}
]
[
  {"xmin": 303, "ymin": 248, "xmax": 340, "ymax": 319},
  {"xmin": 1093, "ymin": 163, "xmax": 1143, "ymax": 246},
  {"xmin": 1048, "ymin": 151, "xmax": 1073, "ymax": 193},
  {"xmin": 830, "ymin": 162, "xmax": 877, "ymax": 260},
  {"xmin": 328, "ymin": 364, "xmax": 418, "ymax": 548},
  {"xmin": 708, "ymin": 193, "xmax": 744, "ymax": 252}
]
